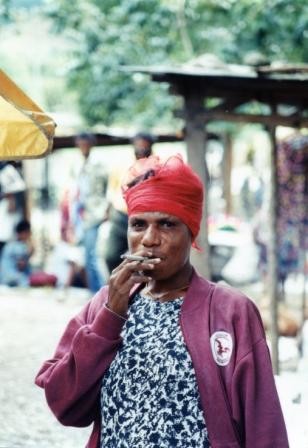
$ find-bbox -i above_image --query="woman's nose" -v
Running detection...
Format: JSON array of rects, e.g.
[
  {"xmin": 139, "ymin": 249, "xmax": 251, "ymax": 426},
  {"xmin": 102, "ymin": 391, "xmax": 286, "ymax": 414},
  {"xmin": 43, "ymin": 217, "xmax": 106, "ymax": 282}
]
[{"xmin": 141, "ymin": 225, "xmax": 160, "ymax": 247}]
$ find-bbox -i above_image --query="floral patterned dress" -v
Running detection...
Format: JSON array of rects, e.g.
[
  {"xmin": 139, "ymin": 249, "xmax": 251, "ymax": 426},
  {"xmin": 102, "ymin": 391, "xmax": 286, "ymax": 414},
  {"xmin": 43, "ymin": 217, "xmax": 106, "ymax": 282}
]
[{"xmin": 100, "ymin": 293, "xmax": 210, "ymax": 448}]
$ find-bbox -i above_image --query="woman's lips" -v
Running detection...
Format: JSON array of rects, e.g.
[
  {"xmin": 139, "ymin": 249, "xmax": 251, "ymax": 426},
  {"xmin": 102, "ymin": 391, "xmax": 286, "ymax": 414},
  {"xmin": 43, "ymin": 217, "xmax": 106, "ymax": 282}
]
[{"xmin": 144, "ymin": 252, "xmax": 164, "ymax": 260}]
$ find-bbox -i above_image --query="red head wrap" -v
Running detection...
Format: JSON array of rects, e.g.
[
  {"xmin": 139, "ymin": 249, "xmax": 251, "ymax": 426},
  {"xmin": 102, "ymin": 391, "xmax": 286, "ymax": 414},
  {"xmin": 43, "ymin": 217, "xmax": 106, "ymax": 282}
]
[{"xmin": 122, "ymin": 154, "xmax": 204, "ymax": 240}]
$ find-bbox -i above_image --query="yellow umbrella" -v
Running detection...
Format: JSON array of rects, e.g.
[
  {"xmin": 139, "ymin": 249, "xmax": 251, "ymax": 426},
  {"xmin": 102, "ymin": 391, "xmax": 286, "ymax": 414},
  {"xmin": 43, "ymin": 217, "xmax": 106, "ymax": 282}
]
[{"xmin": 0, "ymin": 69, "xmax": 56, "ymax": 160}]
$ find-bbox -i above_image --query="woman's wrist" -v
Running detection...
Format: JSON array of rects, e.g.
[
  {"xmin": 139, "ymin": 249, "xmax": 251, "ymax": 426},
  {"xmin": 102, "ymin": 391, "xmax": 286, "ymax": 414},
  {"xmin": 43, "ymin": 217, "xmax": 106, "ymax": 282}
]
[{"xmin": 105, "ymin": 303, "xmax": 128, "ymax": 321}]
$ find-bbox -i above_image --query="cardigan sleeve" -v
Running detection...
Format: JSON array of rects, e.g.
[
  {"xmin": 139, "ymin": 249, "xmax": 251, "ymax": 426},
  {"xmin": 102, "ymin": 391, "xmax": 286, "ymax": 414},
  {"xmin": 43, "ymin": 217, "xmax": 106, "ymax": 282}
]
[
  {"xmin": 35, "ymin": 291, "xmax": 126, "ymax": 428},
  {"xmin": 231, "ymin": 338, "xmax": 289, "ymax": 448}
]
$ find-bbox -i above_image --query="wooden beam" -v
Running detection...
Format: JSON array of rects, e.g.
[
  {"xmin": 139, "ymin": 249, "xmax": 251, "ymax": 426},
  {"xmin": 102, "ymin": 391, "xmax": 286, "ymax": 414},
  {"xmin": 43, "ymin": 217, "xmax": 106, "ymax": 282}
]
[
  {"xmin": 222, "ymin": 133, "xmax": 233, "ymax": 215},
  {"xmin": 207, "ymin": 97, "xmax": 250, "ymax": 113},
  {"xmin": 184, "ymin": 94, "xmax": 211, "ymax": 279},
  {"xmin": 203, "ymin": 110, "xmax": 308, "ymax": 128},
  {"xmin": 267, "ymin": 121, "xmax": 280, "ymax": 374},
  {"xmin": 52, "ymin": 133, "xmax": 133, "ymax": 150},
  {"xmin": 170, "ymin": 80, "xmax": 308, "ymax": 108},
  {"xmin": 51, "ymin": 132, "xmax": 191, "ymax": 151},
  {"xmin": 257, "ymin": 64, "xmax": 308, "ymax": 74},
  {"xmin": 154, "ymin": 72, "xmax": 308, "ymax": 103}
]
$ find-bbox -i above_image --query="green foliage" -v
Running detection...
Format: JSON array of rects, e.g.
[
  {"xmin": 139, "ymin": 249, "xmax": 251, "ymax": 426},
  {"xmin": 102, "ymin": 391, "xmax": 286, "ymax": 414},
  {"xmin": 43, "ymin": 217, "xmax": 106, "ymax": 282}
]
[
  {"xmin": 44, "ymin": 0, "xmax": 182, "ymax": 127},
  {"xmin": 0, "ymin": 0, "xmax": 11, "ymax": 23},
  {"xmin": 43, "ymin": 0, "xmax": 308, "ymax": 128},
  {"xmin": 0, "ymin": 0, "xmax": 44, "ymax": 21},
  {"xmin": 224, "ymin": 0, "xmax": 308, "ymax": 63}
]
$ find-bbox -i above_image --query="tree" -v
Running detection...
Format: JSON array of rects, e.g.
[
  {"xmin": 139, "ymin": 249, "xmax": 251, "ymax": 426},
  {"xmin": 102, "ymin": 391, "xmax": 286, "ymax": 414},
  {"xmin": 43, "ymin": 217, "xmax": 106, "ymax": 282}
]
[
  {"xmin": 44, "ymin": 0, "xmax": 179, "ymax": 127},
  {"xmin": 41, "ymin": 0, "xmax": 308, "ymax": 127},
  {"xmin": 0, "ymin": 0, "xmax": 11, "ymax": 23}
]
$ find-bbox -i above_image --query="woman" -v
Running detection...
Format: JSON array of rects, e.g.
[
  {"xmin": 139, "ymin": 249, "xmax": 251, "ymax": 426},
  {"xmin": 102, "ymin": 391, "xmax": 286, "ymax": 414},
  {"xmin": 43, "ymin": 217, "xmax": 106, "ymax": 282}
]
[{"xmin": 35, "ymin": 155, "xmax": 289, "ymax": 447}]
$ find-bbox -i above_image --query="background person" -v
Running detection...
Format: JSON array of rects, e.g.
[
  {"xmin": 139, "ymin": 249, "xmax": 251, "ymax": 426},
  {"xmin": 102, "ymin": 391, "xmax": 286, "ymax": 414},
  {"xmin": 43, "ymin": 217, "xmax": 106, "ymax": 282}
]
[
  {"xmin": 0, "ymin": 162, "xmax": 26, "ymax": 263},
  {"xmin": 0, "ymin": 219, "xmax": 57, "ymax": 288},
  {"xmin": 0, "ymin": 219, "xmax": 33, "ymax": 287},
  {"xmin": 73, "ymin": 132, "xmax": 109, "ymax": 293},
  {"xmin": 103, "ymin": 131, "xmax": 155, "ymax": 274},
  {"xmin": 35, "ymin": 154, "xmax": 288, "ymax": 448},
  {"xmin": 0, "ymin": 193, "xmax": 22, "ymax": 259}
]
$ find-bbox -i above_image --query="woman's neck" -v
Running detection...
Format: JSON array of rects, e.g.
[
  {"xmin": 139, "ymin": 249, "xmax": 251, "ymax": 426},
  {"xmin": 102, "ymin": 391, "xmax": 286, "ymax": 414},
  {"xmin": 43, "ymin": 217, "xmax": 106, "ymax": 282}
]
[{"xmin": 145, "ymin": 264, "xmax": 193, "ymax": 300}]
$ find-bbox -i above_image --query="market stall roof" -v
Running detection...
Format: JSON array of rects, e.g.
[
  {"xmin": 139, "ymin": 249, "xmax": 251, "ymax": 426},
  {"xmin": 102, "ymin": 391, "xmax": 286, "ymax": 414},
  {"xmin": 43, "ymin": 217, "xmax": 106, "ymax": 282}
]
[
  {"xmin": 0, "ymin": 69, "xmax": 56, "ymax": 160},
  {"xmin": 122, "ymin": 57, "xmax": 308, "ymax": 127},
  {"xmin": 123, "ymin": 56, "xmax": 308, "ymax": 374}
]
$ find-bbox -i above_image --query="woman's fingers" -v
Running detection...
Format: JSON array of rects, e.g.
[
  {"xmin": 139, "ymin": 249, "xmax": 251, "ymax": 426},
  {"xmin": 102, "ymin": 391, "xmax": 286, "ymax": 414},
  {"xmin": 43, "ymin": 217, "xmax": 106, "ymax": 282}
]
[
  {"xmin": 107, "ymin": 257, "xmax": 161, "ymax": 314},
  {"xmin": 112, "ymin": 257, "xmax": 160, "ymax": 279},
  {"xmin": 109, "ymin": 259, "xmax": 158, "ymax": 292}
]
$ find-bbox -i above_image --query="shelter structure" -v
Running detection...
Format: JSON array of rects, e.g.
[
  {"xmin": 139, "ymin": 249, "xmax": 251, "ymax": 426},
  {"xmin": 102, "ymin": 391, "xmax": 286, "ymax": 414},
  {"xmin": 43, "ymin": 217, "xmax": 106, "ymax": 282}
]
[
  {"xmin": 52, "ymin": 129, "xmax": 222, "ymax": 150},
  {"xmin": 124, "ymin": 56, "xmax": 308, "ymax": 373},
  {"xmin": 52, "ymin": 131, "xmax": 182, "ymax": 150}
]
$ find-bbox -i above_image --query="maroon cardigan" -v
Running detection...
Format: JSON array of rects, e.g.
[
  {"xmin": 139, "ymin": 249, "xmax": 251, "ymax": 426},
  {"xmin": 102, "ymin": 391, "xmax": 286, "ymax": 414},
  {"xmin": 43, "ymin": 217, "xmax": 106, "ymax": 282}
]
[{"xmin": 35, "ymin": 271, "xmax": 289, "ymax": 447}]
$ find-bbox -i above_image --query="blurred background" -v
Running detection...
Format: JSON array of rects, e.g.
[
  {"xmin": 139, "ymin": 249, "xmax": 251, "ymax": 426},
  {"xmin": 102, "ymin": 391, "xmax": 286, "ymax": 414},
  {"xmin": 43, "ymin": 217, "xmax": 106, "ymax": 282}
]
[{"xmin": 0, "ymin": 0, "xmax": 307, "ymax": 446}]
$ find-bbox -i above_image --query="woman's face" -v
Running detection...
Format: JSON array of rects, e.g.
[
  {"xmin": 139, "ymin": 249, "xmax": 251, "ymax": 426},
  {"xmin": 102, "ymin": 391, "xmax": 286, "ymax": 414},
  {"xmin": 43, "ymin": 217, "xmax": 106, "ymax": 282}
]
[{"xmin": 127, "ymin": 211, "xmax": 192, "ymax": 281}]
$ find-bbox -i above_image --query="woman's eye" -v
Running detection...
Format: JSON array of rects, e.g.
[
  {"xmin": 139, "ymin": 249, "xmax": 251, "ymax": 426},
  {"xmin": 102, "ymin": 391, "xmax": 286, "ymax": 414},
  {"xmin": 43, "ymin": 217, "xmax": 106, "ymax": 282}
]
[
  {"xmin": 160, "ymin": 220, "xmax": 175, "ymax": 228},
  {"xmin": 130, "ymin": 220, "xmax": 145, "ymax": 229}
]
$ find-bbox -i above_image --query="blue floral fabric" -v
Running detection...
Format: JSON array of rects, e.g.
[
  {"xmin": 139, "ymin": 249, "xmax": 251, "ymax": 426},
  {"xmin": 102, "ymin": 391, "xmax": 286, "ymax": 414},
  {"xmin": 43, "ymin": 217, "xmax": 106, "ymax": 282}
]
[{"xmin": 100, "ymin": 293, "xmax": 210, "ymax": 448}]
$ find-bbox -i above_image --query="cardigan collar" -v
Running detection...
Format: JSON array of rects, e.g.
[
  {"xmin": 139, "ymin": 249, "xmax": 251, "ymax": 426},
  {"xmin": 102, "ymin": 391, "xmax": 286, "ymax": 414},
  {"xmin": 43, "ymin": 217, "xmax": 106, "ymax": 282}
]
[
  {"xmin": 129, "ymin": 268, "xmax": 213, "ymax": 314},
  {"xmin": 181, "ymin": 269, "xmax": 214, "ymax": 314}
]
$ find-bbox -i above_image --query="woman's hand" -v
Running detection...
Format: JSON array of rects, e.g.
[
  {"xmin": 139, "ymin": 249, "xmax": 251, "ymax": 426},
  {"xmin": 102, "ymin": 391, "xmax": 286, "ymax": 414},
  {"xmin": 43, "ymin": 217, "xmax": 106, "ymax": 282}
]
[{"xmin": 107, "ymin": 253, "xmax": 161, "ymax": 317}]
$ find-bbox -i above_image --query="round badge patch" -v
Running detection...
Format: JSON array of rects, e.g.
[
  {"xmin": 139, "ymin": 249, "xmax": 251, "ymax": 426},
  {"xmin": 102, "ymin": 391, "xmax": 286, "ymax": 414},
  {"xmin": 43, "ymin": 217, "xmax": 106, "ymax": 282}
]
[{"xmin": 210, "ymin": 331, "xmax": 233, "ymax": 366}]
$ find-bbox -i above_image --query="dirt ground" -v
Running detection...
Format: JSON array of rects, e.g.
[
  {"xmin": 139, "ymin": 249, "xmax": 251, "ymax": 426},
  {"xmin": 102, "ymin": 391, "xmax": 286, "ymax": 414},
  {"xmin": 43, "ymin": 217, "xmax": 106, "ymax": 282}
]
[
  {"xmin": 0, "ymin": 284, "xmax": 307, "ymax": 448},
  {"xmin": 0, "ymin": 286, "xmax": 92, "ymax": 448}
]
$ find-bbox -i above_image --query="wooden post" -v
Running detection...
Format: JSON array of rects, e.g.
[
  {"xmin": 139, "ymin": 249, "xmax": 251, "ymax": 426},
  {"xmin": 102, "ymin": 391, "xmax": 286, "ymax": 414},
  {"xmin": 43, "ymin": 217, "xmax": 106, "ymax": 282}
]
[
  {"xmin": 21, "ymin": 161, "xmax": 31, "ymax": 221},
  {"xmin": 299, "ymin": 243, "xmax": 307, "ymax": 356},
  {"xmin": 223, "ymin": 132, "xmax": 233, "ymax": 215},
  {"xmin": 267, "ymin": 124, "xmax": 280, "ymax": 374},
  {"xmin": 41, "ymin": 157, "xmax": 50, "ymax": 209},
  {"xmin": 40, "ymin": 156, "xmax": 50, "ymax": 266},
  {"xmin": 184, "ymin": 93, "xmax": 211, "ymax": 279}
]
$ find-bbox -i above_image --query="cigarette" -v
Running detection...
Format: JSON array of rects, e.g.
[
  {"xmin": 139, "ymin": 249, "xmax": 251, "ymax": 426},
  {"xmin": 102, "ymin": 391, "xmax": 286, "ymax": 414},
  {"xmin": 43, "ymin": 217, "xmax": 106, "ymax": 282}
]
[{"xmin": 120, "ymin": 254, "xmax": 149, "ymax": 262}]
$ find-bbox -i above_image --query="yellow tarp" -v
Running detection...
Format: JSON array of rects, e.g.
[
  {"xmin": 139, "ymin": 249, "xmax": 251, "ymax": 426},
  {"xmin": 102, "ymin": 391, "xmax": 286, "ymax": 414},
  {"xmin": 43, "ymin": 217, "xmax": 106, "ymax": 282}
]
[{"xmin": 0, "ymin": 69, "xmax": 56, "ymax": 160}]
